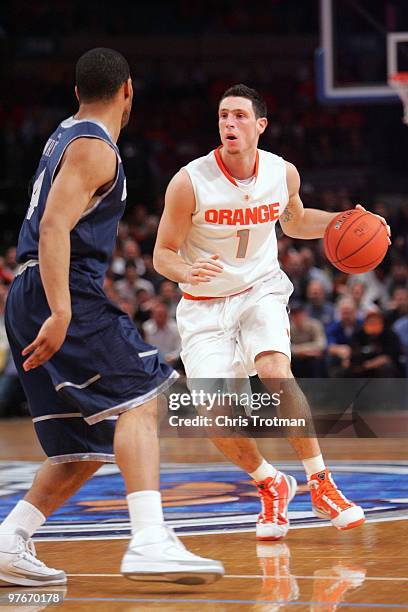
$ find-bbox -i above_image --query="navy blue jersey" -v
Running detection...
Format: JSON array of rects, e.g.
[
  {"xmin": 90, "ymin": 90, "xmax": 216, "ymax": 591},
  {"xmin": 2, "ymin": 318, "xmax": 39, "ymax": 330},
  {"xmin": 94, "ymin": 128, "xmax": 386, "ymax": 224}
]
[
  {"xmin": 6, "ymin": 114, "xmax": 177, "ymax": 453},
  {"xmin": 16, "ymin": 116, "xmax": 126, "ymax": 283}
]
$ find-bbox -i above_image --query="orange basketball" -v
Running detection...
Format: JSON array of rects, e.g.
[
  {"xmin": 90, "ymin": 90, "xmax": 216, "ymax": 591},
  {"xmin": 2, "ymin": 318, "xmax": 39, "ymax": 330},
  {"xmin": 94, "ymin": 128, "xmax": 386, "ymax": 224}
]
[{"xmin": 324, "ymin": 209, "xmax": 389, "ymax": 274}]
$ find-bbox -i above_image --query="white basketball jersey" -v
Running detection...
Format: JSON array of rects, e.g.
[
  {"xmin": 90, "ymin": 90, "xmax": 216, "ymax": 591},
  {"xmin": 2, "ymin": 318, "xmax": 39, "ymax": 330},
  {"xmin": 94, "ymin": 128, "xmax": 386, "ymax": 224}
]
[{"xmin": 179, "ymin": 147, "xmax": 290, "ymax": 297}]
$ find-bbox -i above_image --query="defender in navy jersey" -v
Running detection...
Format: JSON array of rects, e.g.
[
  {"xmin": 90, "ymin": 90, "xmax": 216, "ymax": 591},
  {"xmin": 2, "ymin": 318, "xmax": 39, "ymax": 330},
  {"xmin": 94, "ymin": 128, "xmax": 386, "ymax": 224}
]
[{"xmin": 0, "ymin": 48, "xmax": 223, "ymax": 587}]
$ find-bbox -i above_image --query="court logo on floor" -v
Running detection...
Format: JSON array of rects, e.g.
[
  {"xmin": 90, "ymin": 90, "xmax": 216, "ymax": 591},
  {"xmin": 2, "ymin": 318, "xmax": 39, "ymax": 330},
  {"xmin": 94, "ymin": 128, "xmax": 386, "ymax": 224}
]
[{"xmin": 0, "ymin": 461, "xmax": 407, "ymax": 540}]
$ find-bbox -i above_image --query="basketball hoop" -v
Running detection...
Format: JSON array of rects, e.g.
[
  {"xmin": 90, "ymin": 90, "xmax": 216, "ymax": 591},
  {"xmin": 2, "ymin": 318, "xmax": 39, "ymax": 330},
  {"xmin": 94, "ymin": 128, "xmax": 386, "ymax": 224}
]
[{"xmin": 389, "ymin": 72, "xmax": 408, "ymax": 126}]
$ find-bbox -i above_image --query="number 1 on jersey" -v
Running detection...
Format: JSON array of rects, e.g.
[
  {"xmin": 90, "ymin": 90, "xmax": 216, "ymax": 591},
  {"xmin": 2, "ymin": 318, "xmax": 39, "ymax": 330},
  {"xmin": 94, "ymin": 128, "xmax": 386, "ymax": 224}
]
[{"xmin": 236, "ymin": 229, "xmax": 249, "ymax": 258}]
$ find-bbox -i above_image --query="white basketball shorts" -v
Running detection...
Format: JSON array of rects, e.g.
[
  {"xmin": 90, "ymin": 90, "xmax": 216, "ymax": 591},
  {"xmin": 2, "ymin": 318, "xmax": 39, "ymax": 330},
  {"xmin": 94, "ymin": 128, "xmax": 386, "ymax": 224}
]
[{"xmin": 176, "ymin": 272, "xmax": 293, "ymax": 378}]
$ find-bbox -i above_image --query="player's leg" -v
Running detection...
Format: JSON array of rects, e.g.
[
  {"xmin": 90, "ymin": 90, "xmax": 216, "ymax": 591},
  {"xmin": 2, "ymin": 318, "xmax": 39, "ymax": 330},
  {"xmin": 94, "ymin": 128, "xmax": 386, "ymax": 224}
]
[
  {"xmin": 210, "ymin": 433, "xmax": 297, "ymax": 541},
  {"xmin": 178, "ymin": 295, "xmax": 278, "ymax": 475},
  {"xmin": 0, "ymin": 460, "xmax": 101, "ymax": 587},
  {"xmin": 177, "ymin": 295, "xmax": 289, "ymax": 539},
  {"xmin": 255, "ymin": 350, "xmax": 365, "ymax": 531},
  {"xmin": 115, "ymin": 396, "xmax": 224, "ymax": 584},
  {"xmin": 0, "ymin": 314, "xmax": 107, "ymax": 587},
  {"xmin": 3, "ymin": 460, "xmax": 101, "ymax": 527}
]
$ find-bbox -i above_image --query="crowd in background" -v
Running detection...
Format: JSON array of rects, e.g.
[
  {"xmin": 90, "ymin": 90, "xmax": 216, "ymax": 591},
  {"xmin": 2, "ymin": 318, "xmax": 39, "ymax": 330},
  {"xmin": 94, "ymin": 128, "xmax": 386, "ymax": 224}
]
[
  {"xmin": 0, "ymin": 191, "xmax": 407, "ymax": 417},
  {"xmin": 0, "ymin": 0, "xmax": 407, "ymax": 416},
  {"xmin": 1, "ymin": 1, "xmax": 408, "ymax": 232}
]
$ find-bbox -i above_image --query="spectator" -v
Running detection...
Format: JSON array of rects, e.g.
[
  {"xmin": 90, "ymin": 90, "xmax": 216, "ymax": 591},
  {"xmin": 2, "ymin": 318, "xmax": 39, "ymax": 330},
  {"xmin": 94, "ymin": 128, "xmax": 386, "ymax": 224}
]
[
  {"xmin": 139, "ymin": 215, "xmax": 160, "ymax": 254},
  {"xmin": 305, "ymin": 280, "xmax": 335, "ymax": 329},
  {"xmin": 386, "ymin": 261, "xmax": 408, "ymax": 295},
  {"xmin": 289, "ymin": 301, "xmax": 327, "ymax": 377},
  {"xmin": 117, "ymin": 296, "xmax": 138, "ymax": 321},
  {"xmin": 393, "ymin": 316, "xmax": 408, "ymax": 377},
  {"xmin": 158, "ymin": 280, "xmax": 181, "ymax": 318},
  {"xmin": 385, "ymin": 287, "xmax": 408, "ymax": 326},
  {"xmin": 299, "ymin": 247, "xmax": 333, "ymax": 294},
  {"xmin": 326, "ymin": 297, "xmax": 362, "ymax": 377},
  {"xmin": 348, "ymin": 310, "xmax": 403, "ymax": 378},
  {"xmin": 141, "ymin": 254, "xmax": 164, "ymax": 292},
  {"xmin": 2, "ymin": 247, "xmax": 18, "ymax": 278},
  {"xmin": 0, "ymin": 257, "xmax": 13, "ymax": 285},
  {"xmin": 348, "ymin": 280, "xmax": 377, "ymax": 318},
  {"xmin": 0, "ymin": 292, "xmax": 26, "ymax": 417},
  {"xmin": 115, "ymin": 261, "xmax": 155, "ymax": 301},
  {"xmin": 134, "ymin": 288, "xmax": 157, "ymax": 327},
  {"xmin": 0, "ymin": 291, "xmax": 8, "ymax": 372},
  {"xmin": 352, "ymin": 269, "xmax": 389, "ymax": 308},
  {"xmin": 282, "ymin": 250, "xmax": 307, "ymax": 301},
  {"xmin": 111, "ymin": 238, "xmax": 145, "ymax": 278},
  {"xmin": 142, "ymin": 301, "xmax": 181, "ymax": 367}
]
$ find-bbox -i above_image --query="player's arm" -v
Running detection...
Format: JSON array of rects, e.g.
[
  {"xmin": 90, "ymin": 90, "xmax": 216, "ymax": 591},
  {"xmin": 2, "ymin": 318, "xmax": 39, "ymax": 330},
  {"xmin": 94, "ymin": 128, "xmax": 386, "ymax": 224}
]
[
  {"xmin": 153, "ymin": 169, "xmax": 223, "ymax": 284},
  {"xmin": 279, "ymin": 162, "xmax": 337, "ymax": 239},
  {"xmin": 22, "ymin": 138, "xmax": 117, "ymax": 371},
  {"xmin": 280, "ymin": 162, "xmax": 391, "ymax": 242}
]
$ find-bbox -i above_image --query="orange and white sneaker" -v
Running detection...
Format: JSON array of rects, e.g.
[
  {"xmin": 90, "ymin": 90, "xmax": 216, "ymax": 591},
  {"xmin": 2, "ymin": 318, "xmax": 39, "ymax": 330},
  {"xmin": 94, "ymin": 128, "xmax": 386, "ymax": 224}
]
[
  {"xmin": 255, "ymin": 472, "xmax": 297, "ymax": 541},
  {"xmin": 308, "ymin": 469, "xmax": 365, "ymax": 530}
]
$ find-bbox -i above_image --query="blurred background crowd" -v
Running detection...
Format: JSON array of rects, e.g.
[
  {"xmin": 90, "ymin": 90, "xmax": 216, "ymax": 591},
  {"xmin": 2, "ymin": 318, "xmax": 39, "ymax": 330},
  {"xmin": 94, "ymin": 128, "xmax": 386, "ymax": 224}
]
[{"xmin": 0, "ymin": 0, "xmax": 407, "ymax": 416}]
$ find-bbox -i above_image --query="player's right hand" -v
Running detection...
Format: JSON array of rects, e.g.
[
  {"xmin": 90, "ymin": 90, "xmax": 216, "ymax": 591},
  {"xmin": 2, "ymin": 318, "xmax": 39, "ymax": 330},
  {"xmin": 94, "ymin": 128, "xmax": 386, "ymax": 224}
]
[
  {"xmin": 22, "ymin": 312, "xmax": 71, "ymax": 371},
  {"xmin": 184, "ymin": 254, "xmax": 223, "ymax": 284}
]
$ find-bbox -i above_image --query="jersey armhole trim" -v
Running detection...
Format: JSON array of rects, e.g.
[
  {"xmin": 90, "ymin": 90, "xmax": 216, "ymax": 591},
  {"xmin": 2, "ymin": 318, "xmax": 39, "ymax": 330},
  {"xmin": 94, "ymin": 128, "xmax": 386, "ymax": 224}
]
[
  {"xmin": 183, "ymin": 166, "xmax": 200, "ymax": 215},
  {"xmin": 281, "ymin": 158, "xmax": 290, "ymax": 213},
  {"xmin": 50, "ymin": 135, "xmax": 121, "ymax": 219}
]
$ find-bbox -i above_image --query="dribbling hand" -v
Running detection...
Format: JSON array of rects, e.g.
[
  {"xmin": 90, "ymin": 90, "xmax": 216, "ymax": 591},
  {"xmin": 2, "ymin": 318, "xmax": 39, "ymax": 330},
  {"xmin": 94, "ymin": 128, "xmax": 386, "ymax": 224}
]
[
  {"xmin": 355, "ymin": 204, "xmax": 391, "ymax": 245},
  {"xmin": 184, "ymin": 254, "xmax": 223, "ymax": 285},
  {"xmin": 22, "ymin": 312, "xmax": 71, "ymax": 371}
]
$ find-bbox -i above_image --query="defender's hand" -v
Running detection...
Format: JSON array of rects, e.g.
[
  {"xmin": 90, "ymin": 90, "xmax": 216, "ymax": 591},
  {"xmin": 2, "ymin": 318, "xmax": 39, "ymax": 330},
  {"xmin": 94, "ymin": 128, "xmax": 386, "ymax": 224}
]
[
  {"xmin": 355, "ymin": 204, "xmax": 391, "ymax": 245},
  {"xmin": 184, "ymin": 254, "xmax": 223, "ymax": 285},
  {"xmin": 22, "ymin": 312, "xmax": 71, "ymax": 371}
]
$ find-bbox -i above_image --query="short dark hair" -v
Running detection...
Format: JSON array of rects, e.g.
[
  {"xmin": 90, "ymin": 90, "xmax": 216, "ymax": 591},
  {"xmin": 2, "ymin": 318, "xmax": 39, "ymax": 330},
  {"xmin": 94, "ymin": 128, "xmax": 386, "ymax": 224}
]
[
  {"xmin": 76, "ymin": 48, "xmax": 130, "ymax": 102},
  {"xmin": 219, "ymin": 84, "xmax": 267, "ymax": 119}
]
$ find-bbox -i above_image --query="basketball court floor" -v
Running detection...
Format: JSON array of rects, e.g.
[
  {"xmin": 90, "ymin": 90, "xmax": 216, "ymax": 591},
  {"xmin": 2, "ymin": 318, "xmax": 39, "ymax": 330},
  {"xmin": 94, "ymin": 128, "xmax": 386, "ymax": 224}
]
[{"xmin": 0, "ymin": 419, "xmax": 407, "ymax": 610}]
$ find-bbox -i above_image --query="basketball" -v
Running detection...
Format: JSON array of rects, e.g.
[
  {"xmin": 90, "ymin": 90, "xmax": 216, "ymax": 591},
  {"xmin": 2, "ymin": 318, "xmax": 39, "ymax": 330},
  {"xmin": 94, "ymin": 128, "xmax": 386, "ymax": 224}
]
[{"xmin": 324, "ymin": 209, "xmax": 389, "ymax": 274}]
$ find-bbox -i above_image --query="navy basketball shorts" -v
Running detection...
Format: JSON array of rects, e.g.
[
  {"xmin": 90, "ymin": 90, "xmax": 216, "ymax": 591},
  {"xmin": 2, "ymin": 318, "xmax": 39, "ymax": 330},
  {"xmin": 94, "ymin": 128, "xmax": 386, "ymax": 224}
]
[{"xmin": 5, "ymin": 265, "xmax": 178, "ymax": 464}]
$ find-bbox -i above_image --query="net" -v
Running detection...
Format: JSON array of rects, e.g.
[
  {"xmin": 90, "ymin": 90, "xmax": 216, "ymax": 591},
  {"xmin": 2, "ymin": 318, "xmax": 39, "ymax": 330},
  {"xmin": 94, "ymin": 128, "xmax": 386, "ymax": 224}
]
[{"xmin": 389, "ymin": 72, "xmax": 408, "ymax": 126}]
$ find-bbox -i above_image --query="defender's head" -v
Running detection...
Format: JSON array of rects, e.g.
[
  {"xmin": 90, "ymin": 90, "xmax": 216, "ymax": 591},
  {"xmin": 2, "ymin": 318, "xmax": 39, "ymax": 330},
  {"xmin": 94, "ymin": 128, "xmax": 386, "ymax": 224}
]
[
  {"xmin": 218, "ymin": 84, "xmax": 267, "ymax": 154},
  {"xmin": 75, "ymin": 48, "xmax": 133, "ymax": 127}
]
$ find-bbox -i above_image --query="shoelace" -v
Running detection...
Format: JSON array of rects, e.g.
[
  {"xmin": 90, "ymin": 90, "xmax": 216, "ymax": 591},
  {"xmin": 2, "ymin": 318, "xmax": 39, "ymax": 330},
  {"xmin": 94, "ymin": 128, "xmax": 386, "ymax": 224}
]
[
  {"xmin": 16, "ymin": 536, "xmax": 46, "ymax": 568},
  {"xmin": 310, "ymin": 478, "xmax": 351, "ymax": 510}
]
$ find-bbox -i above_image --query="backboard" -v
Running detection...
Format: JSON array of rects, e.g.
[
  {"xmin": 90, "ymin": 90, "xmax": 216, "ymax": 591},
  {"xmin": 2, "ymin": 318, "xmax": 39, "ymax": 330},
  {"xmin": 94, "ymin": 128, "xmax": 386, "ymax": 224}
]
[{"xmin": 316, "ymin": 0, "xmax": 408, "ymax": 103}]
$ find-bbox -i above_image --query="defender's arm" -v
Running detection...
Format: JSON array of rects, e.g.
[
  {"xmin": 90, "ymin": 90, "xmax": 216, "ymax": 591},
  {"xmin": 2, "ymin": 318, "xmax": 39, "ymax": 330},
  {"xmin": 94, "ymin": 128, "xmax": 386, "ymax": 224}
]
[{"xmin": 23, "ymin": 138, "xmax": 116, "ymax": 370}]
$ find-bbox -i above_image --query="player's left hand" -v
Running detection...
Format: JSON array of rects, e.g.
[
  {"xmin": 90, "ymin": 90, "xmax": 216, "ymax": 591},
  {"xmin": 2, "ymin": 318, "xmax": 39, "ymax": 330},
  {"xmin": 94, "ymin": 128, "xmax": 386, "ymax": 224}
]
[
  {"xmin": 22, "ymin": 312, "xmax": 70, "ymax": 371},
  {"xmin": 355, "ymin": 204, "xmax": 391, "ymax": 245}
]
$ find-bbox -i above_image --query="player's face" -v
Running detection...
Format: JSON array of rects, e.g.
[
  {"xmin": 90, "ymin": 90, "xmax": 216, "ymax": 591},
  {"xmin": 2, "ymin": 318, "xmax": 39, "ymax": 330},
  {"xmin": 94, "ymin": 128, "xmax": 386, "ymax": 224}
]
[{"xmin": 218, "ymin": 97, "xmax": 266, "ymax": 154}]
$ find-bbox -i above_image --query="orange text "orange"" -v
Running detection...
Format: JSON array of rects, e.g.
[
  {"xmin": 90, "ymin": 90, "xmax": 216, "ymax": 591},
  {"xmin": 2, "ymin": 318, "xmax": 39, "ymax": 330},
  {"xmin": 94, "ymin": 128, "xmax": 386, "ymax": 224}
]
[{"xmin": 205, "ymin": 203, "xmax": 279, "ymax": 225}]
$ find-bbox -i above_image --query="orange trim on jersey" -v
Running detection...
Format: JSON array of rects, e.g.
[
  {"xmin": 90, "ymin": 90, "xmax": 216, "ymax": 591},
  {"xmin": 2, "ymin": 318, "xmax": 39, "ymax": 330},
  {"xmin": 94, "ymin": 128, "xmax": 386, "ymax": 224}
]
[
  {"xmin": 182, "ymin": 286, "xmax": 252, "ymax": 301},
  {"xmin": 214, "ymin": 146, "xmax": 259, "ymax": 187}
]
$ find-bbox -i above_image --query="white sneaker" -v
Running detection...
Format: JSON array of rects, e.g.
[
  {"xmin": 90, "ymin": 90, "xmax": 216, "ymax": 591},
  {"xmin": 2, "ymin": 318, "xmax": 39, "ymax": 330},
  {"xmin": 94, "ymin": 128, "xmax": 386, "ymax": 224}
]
[
  {"xmin": 0, "ymin": 529, "xmax": 67, "ymax": 587},
  {"xmin": 121, "ymin": 524, "xmax": 224, "ymax": 585}
]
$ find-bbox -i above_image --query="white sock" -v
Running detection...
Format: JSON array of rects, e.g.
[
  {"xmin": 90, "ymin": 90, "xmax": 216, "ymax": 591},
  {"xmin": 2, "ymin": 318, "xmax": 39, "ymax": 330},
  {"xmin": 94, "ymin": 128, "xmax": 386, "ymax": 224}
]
[
  {"xmin": 127, "ymin": 490, "xmax": 164, "ymax": 534},
  {"xmin": 303, "ymin": 454, "xmax": 326, "ymax": 478},
  {"xmin": 249, "ymin": 459, "xmax": 277, "ymax": 482},
  {"xmin": 0, "ymin": 500, "xmax": 46, "ymax": 537}
]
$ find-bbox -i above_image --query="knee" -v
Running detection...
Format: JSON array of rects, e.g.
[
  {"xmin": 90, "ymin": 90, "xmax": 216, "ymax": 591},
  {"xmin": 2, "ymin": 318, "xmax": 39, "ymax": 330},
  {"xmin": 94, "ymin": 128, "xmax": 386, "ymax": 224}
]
[
  {"xmin": 256, "ymin": 353, "xmax": 293, "ymax": 381},
  {"xmin": 118, "ymin": 400, "xmax": 158, "ymax": 431}
]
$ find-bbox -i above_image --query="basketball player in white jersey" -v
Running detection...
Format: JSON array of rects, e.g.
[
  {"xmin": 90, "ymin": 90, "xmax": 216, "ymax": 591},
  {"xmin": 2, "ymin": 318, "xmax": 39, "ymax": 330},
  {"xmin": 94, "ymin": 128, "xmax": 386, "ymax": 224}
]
[{"xmin": 154, "ymin": 84, "xmax": 389, "ymax": 540}]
